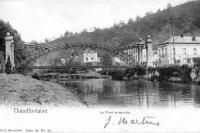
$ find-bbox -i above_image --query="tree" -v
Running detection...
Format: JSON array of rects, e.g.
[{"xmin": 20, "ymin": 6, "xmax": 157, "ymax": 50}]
[
  {"xmin": 5, "ymin": 56, "xmax": 12, "ymax": 74},
  {"xmin": 166, "ymin": 3, "xmax": 172, "ymax": 9},
  {"xmin": 102, "ymin": 53, "xmax": 112, "ymax": 66},
  {"xmin": 45, "ymin": 38, "xmax": 49, "ymax": 43},
  {"xmin": 127, "ymin": 18, "xmax": 134, "ymax": 25},
  {"xmin": 0, "ymin": 19, "xmax": 24, "ymax": 67},
  {"xmin": 193, "ymin": 57, "xmax": 200, "ymax": 67},
  {"xmin": 30, "ymin": 0, "xmax": 200, "ymax": 62}
]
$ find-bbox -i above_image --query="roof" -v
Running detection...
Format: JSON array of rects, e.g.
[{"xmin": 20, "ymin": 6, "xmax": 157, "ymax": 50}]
[
  {"xmin": 159, "ymin": 36, "xmax": 200, "ymax": 45},
  {"xmin": 83, "ymin": 49, "xmax": 96, "ymax": 53}
]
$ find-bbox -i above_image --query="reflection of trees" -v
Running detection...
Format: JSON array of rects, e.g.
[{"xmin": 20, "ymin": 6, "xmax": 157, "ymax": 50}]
[
  {"xmin": 126, "ymin": 81, "xmax": 152, "ymax": 107},
  {"xmin": 158, "ymin": 82, "xmax": 174, "ymax": 107},
  {"xmin": 145, "ymin": 81, "xmax": 149, "ymax": 108},
  {"xmin": 158, "ymin": 83, "xmax": 194, "ymax": 107},
  {"xmin": 60, "ymin": 79, "xmax": 197, "ymax": 107},
  {"xmin": 101, "ymin": 80, "xmax": 113, "ymax": 96},
  {"xmin": 126, "ymin": 81, "xmax": 178, "ymax": 108},
  {"xmin": 191, "ymin": 85, "xmax": 200, "ymax": 105}
]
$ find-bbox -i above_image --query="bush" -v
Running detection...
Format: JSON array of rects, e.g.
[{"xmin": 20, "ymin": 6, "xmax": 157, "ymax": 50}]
[
  {"xmin": 32, "ymin": 73, "xmax": 39, "ymax": 80},
  {"xmin": 125, "ymin": 67, "xmax": 146, "ymax": 78},
  {"xmin": 5, "ymin": 56, "xmax": 12, "ymax": 74},
  {"xmin": 110, "ymin": 70, "xmax": 125, "ymax": 80},
  {"xmin": 157, "ymin": 65, "xmax": 192, "ymax": 82},
  {"xmin": 181, "ymin": 65, "xmax": 192, "ymax": 82},
  {"xmin": 157, "ymin": 65, "xmax": 182, "ymax": 81}
]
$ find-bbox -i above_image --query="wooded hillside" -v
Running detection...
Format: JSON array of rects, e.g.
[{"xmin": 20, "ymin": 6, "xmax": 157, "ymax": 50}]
[{"xmin": 48, "ymin": 0, "xmax": 200, "ymax": 48}]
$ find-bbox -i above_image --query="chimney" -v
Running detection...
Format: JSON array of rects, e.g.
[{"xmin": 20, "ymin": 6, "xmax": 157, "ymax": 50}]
[{"xmin": 192, "ymin": 36, "xmax": 196, "ymax": 41}]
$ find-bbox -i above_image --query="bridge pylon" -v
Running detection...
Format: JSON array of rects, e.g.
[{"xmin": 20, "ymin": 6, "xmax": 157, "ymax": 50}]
[
  {"xmin": 5, "ymin": 32, "xmax": 15, "ymax": 70},
  {"xmin": 146, "ymin": 35, "xmax": 153, "ymax": 68}
]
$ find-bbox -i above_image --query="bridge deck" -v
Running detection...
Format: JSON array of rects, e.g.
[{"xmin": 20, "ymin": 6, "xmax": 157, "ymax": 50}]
[{"xmin": 30, "ymin": 65, "xmax": 139, "ymax": 69}]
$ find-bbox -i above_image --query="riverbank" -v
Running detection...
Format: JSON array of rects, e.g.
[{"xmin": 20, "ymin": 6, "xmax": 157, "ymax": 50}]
[
  {"xmin": 31, "ymin": 71, "xmax": 111, "ymax": 84},
  {"xmin": 0, "ymin": 73, "xmax": 85, "ymax": 106}
]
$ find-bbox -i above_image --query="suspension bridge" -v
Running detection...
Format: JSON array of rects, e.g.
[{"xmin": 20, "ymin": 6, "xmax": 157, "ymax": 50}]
[{"xmin": 2, "ymin": 32, "xmax": 154, "ymax": 73}]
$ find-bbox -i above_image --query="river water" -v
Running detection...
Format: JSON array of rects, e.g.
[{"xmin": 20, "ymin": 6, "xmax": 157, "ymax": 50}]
[{"xmin": 62, "ymin": 79, "xmax": 200, "ymax": 108}]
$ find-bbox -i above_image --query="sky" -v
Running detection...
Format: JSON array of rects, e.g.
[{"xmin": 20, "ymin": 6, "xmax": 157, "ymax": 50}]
[{"xmin": 0, "ymin": 0, "xmax": 190, "ymax": 42}]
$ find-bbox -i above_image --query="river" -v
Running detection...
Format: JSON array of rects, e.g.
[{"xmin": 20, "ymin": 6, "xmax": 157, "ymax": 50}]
[{"xmin": 61, "ymin": 79, "xmax": 200, "ymax": 108}]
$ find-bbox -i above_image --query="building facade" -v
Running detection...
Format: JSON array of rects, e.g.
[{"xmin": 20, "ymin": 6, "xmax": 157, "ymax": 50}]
[
  {"xmin": 158, "ymin": 36, "xmax": 200, "ymax": 66},
  {"xmin": 80, "ymin": 49, "xmax": 100, "ymax": 65},
  {"xmin": 112, "ymin": 47, "xmax": 148, "ymax": 66},
  {"xmin": 152, "ymin": 49, "xmax": 159, "ymax": 67},
  {"xmin": 126, "ymin": 47, "xmax": 147, "ymax": 65},
  {"xmin": 112, "ymin": 57, "xmax": 127, "ymax": 66},
  {"xmin": 112, "ymin": 36, "xmax": 154, "ymax": 67}
]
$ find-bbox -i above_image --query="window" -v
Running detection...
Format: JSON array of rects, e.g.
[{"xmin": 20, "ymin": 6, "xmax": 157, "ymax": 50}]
[
  {"xmin": 183, "ymin": 48, "xmax": 186, "ymax": 55},
  {"xmin": 173, "ymin": 47, "xmax": 176, "ymax": 55},
  {"xmin": 165, "ymin": 47, "xmax": 167, "ymax": 55},
  {"xmin": 162, "ymin": 48, "xmax": 164, "ymax": 55},
  {"xmin": 193, "ymin": 48, "xmax": 197, "ymax": 55},
  {"xmin": 183, "ymin": 58, "xmax": 187, "ymax": 63},
  {"xmin": 143, "ymin": 54, "xmax": 146, "ymax": 58},
  {"xmin": 159, "ymin": 49, "xmax": 161, "ymax": 56},
  {"xmin": 132, "ymin": 50, "xmax": 134, "ymax": 55}
]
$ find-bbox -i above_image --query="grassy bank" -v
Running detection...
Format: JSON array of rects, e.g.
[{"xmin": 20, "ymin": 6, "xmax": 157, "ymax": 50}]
[{"xmin": 0, "ymin": 73, "xmax": 85, "ymax": 106}]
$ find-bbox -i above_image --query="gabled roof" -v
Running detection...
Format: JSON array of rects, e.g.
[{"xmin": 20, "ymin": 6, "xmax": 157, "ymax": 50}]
[
  {"xmin": 83, "ymin": 49, "xmax": 96, "ymax": 53},
  {"xmin": 159, "ymin": 36, "xmax": 200, "ymax": 46}
]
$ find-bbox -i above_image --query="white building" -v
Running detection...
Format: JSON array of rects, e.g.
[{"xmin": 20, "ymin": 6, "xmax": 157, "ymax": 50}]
[
  {"xmin": 82, "ymin": 49, "xmax": 100, "ymax": 64},
  {"xmin": 112, "ymin": 57, "xmax": 127, "ymax": 66},
  {"xmin": 157, "ymin": 35, "xmax": 200, "ymax": 66},
  {"xmin": 112, "ymin": 47, "xmax": 147, "ymax": 66},
  {"xmin": 152, "ymin": 49, "xmax": 159, "ymax": 67},
  {"xmin": 126, "ymin": 48, "xmax": 147, "ymax": 65},
  {"xmin": 112, "ymin": 37, "xmax": 154, "ymax": 67}
]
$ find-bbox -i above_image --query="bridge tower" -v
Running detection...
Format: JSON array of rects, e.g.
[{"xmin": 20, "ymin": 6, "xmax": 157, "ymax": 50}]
[
  {"xmin": 138, "ymin": 38, "xmax": 145, "ymax": 64},
  {"xmin": 5, "ymin": 32, "xmax": 15, "ymax": 70},
  {"xmin": 146, "ymin": 35, "xmax": 153, "ymax": 67}
]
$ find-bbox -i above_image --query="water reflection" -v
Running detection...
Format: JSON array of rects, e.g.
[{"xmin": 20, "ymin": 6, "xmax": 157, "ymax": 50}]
[{"xmin": 63, "ymin": 79, "xmax": 200, "ymax": 108}]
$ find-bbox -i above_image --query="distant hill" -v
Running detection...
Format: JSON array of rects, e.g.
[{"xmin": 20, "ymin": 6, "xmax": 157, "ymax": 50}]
[{"xmin": 46, "ymin": 0, "xmax": 200, "ymax": 49}]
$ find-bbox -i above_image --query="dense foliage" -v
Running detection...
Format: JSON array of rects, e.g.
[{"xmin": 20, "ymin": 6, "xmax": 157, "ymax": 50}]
[
  {"xmin": 46, "ymin": 0, "xmax": 200, "ymax": 64},
  {"xmin": 48, "ymin": 1, "xmax": 200, "ymax": 46},
  {"xmin": 2, "ymin": 1, "xmax": 200, "ymax": 70},
  {"xmin": 0, "ymin": 19, "xmax": 26, "ymax": 67},
  {"xmin": 5, "ymin": 56, "xmax": 12, "ymax": 74},
  {"xmin": 157, "ymin": 65, "xmax": 192, "ymax": 82}
]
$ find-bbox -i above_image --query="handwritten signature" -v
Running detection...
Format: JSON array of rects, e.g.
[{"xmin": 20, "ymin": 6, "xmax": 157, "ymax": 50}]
[{"xmin": 104, "ymin": 115, "xmax": 160, "ymax": 128}]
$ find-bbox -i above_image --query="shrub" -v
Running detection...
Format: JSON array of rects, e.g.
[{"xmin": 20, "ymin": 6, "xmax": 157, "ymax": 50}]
[
  {"xmin": 181, "ymin": 65, "xmax": 192, "ymax": 82},
  {"xmin": 5, "ymin": 56, "xmax": 12, "ymax": 74},
  {"xmin": 157, "ymin": 65, "xmax": 182, "ymax": 81},
  {"xmin": 110, "ymin": 70, "xmax": 125, "ymax": 80},
  {"xmin": 157, "ymin": 65, "xmax": 192, "ymax": 82},
  {"xmin": 32, "ymin": 73, "xmax": 39, "ymax": 80}
]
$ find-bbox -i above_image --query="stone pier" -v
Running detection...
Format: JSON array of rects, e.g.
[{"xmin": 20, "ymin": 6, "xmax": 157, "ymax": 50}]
[
  {"xmin": 146, "ymin": 35, "xmax": 153, "ymax": 67},
  {"xmin": 5, "ymin": 32, "xmax": 15, "ymax": 70}
]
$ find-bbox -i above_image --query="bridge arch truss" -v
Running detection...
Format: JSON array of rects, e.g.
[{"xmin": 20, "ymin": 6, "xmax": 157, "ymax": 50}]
[{"xmin": 15, "ymin": 42, "xmax": 146, "ymax": 71}]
